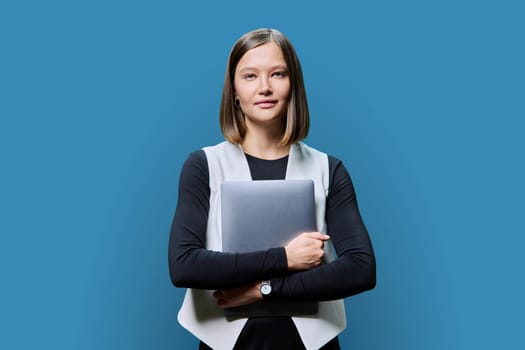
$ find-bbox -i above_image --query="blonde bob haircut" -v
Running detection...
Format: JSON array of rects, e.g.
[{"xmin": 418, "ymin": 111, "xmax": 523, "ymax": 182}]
[{"xmin": 220, "ymin": 28, "xmax": 309, "ymax": 146}]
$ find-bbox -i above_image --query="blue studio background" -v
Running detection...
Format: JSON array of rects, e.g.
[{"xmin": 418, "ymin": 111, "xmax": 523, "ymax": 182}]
[{"xmin": 1, "ymin": 0, "xmax": 524, "ymax": 349}]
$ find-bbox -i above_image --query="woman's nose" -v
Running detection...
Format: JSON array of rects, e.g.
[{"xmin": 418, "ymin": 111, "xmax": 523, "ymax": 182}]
[{"xmin": 258, "ymin": 76, "xmax": 273, "ymax": 95}]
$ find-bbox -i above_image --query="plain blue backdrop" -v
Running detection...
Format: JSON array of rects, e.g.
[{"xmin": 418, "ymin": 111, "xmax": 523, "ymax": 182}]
[{"xmin": 1, "ymin": 0, "xmax": 524, "ymax": 349}]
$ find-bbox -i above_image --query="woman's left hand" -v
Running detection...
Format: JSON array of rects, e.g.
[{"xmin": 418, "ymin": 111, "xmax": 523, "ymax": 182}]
[{"xmin": 213, "ymin": 282, "xmax": 263, "ymax": 308}]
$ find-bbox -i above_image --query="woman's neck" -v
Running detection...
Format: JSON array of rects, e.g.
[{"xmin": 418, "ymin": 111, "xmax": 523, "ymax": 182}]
[{"xmin": 241, "ymin": 125, "xmax": 290, "ymax": 160}]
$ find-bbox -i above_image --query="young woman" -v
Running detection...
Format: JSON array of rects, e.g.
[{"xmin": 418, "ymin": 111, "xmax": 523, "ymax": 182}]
[{"xmin": 169, "ymin": 28, "xmax": 376, "ymax": 350}]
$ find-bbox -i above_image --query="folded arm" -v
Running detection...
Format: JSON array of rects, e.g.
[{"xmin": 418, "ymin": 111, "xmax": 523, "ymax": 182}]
[
  {"xmin": 168, "ymin": 151, "xmax": 289, "ymax": 289},
  {"xmin": 215, "ymin": 158, "xmax": 376, "ymax": 304},
  {"xmin": 270, "ymin": 159, "xmax": 376, "ymax": 300},
  {"xmin": 168, "ymin": 151, "xmax": 288, "ymax": 289}
]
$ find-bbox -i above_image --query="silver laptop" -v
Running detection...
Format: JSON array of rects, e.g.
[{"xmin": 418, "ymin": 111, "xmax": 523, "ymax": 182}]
[{"xmin": 221, "ymin": 179, "xmax": 319, "ymax": 317}]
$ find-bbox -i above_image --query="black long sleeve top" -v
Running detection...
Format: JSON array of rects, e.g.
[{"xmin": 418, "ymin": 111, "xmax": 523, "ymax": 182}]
[{"xmin": 168, "ymin": 150, "xmax": 376, "ymax": 349}]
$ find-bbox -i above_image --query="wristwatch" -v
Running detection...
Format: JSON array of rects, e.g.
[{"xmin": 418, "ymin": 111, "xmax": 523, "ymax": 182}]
[{"xmin": 260, "ymin": 280, "xmax": 272, "ymax": 298}]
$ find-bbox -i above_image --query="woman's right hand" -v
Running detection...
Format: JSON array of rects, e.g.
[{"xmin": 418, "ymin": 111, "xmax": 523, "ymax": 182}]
[{"xmin": 284, "ymin": 232, "xmax": 330, "ymax": 271}]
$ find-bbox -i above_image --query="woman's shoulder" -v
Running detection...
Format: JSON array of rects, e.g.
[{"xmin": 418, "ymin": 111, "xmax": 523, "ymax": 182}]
[
  {"xmin": 183, "ymin": 140, "xmax": 231, "ymax": 167},
  {"xmin": 180, "ymin": 149, "xmax": 208, "ymax": 181},
  {"xmin": 327, "ymin": 154, "xmax": 343, "ymax": 169},
  {"xmin": 181, "ymin": 140, "xmax": 238, "ymax": 180},
  {"xmin": 185, "ymin": 148, "xmax": 207, "ymax": 163},
  {"xmin": 299, "ymin": 142, "xmax": 344, "ymax": 170}
]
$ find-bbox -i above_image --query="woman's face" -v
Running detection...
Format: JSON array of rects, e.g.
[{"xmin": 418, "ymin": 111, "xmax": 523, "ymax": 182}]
[{"xmin": 234, "ymin": 41, "xmax": 291, "ymax": 129}]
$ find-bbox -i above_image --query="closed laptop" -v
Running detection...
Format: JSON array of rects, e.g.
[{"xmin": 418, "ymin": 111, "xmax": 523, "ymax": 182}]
[{"xmin": 221, "ymin": 179, "xmax": 319, "ymax": 317}]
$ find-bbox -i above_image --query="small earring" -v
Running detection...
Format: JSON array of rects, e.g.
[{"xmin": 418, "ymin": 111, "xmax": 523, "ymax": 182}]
[{"xmin": 235, "ymin": 97, "xmax": 240, "ymax": 108}]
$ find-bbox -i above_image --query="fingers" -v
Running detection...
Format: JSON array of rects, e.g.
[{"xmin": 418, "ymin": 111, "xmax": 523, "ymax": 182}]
[
  {"xmin": 213, "ymin": 283, "xmax": 262, "ymax": 308},
  {"xmin": 284, "ymin": 232, "xmax": 330, "ymax": 271},
  {"xmin": 301, "ymin": 231, "xmax": 330, "ymax": 241},
  {"xmin": 213, "ymin": 290, "xmax": 228, "ymax": 307},
  {"xmin": 286, "ymin": 232, "xmax": 330, "ymax": 247}
]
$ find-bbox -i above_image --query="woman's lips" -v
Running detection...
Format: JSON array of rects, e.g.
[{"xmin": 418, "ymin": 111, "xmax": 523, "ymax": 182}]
[{"xmin": 255, "ymin": 100, "xmax": 278, "ymax": 108}]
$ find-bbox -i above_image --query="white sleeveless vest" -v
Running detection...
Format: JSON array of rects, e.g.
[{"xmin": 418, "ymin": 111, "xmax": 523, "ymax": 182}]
[{"xmin": 177, "ymin": 141, "xmax": 346, "ymax": 350}]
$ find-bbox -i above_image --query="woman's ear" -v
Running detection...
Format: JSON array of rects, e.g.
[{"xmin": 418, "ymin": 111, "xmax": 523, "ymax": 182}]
[{"xmin": 235, "ymin": 95, "xmax": 240, "ymax": 109}]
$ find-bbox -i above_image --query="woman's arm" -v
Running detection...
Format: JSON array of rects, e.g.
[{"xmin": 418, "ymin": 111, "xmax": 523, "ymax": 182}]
[
  {"xmin": 214, "ymin": 158, "xmax": 376, "ymax": 307},
  {"xmin": 168, "ymin": 150, "xmax": 289, "ymax": 290},
  {"xmin": 168, "ymin": 151, "xmax": 325, "ymax": 290},
  {"xmin": 269, "ymin": 158, "xmax": 376, "ymax": 300}
]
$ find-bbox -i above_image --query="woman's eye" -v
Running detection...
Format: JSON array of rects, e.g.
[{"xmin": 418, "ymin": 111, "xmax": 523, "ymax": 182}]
[
  {"xmin": 272, "ymin": 71, "xmax": 287, "ymax": 78},
  {"xmin": 244, "ymin": 73, "xmax": 256, "ymax": 80}
]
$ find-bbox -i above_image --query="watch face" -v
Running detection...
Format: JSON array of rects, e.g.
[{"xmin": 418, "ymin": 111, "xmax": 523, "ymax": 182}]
[{"xmin": 261, "ymin": 284, "xmax": 272, "ymax": 295}]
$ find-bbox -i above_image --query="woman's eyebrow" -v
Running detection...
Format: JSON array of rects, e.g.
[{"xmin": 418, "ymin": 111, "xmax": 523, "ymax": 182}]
[
  {"xmin": 238, "ymin": 67, "xmax": 257, "ymax": 73},
  {"xmin": 238, "ymin": 65, "xmax": 288, "ymax": 73}
]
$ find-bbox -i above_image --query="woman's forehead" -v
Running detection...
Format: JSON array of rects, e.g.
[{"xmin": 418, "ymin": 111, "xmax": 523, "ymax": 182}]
[{"xmin": 236, "ymin": 42, "xmax": 287, "ymax": 71}]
